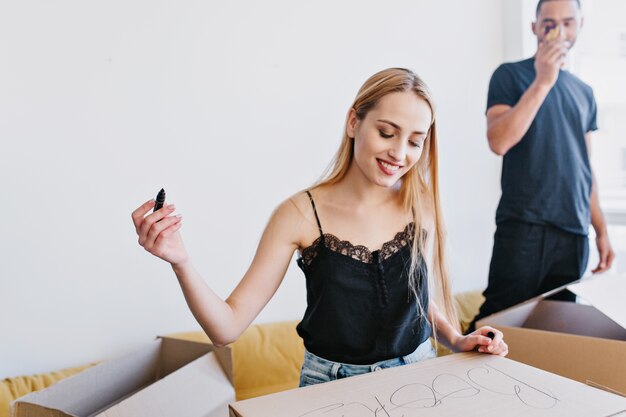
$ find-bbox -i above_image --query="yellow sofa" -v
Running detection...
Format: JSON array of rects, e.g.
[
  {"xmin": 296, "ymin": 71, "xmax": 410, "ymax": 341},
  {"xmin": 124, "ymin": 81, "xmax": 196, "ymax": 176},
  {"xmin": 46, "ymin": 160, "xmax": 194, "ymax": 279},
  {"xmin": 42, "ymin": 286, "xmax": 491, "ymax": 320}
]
[{"xmin": 1, "ymin": 291, "xmax": 483, "ymax": 417}]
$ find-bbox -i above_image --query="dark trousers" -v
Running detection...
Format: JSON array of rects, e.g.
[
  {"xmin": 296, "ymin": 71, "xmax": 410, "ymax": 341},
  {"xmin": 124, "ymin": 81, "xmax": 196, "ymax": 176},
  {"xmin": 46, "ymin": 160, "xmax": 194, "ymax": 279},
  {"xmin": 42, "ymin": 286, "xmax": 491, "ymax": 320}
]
[{"xmin": 468, "ymin": 220, "xmax": 589, "ymax": 333}]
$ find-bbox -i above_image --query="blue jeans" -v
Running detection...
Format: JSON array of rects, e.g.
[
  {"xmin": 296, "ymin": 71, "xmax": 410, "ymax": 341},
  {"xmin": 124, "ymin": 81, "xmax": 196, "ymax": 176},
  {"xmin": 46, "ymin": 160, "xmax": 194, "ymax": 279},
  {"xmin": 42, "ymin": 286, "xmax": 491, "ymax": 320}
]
[{"xmin": 299, "ymin": 339, "xmax": 436, "ymax": 387}]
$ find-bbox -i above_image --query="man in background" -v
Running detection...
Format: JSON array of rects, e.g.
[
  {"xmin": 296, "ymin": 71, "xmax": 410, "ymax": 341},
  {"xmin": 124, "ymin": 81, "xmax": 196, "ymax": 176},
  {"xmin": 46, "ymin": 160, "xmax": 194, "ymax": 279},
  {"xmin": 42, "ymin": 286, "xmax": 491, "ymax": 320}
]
[{"xmin": 469, "ymin": 0, "xmax": 614, "ymax": 332}]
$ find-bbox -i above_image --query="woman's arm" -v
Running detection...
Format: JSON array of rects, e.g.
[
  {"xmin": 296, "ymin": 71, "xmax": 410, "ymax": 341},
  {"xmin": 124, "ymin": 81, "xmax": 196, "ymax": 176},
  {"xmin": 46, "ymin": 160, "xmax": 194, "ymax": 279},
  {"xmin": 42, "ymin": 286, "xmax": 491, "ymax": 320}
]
[
  {"xmin": 132, "ymin": 196, "xmax": 304, "ymax": 347},
  {"xmin": 419, "ymin": 196, "xmax": 508, "ymax": 356}
]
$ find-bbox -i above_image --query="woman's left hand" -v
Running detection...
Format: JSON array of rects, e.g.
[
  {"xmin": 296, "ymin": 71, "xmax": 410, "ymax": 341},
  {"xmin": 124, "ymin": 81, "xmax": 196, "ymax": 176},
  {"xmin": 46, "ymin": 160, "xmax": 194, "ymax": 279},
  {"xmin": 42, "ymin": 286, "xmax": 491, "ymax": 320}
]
[{"xmin": 454, "ymin": 326, "xmax": 508, "ymax": 356}]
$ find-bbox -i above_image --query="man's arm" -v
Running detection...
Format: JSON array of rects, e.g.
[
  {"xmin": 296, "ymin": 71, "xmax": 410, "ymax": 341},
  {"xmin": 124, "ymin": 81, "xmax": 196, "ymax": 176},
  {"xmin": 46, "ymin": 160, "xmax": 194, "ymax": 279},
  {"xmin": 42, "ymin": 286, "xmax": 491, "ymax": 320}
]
[
  {"xmin": 487, "ymin": 38, "xmax": 568, "ymax": 155},
  {"xmin": 586, "ymin": 132, "xmax": 615, "ymax": 273},
  {"xmin": 487, "ymin": 83, "xmax": 551, "ymax": 155}
]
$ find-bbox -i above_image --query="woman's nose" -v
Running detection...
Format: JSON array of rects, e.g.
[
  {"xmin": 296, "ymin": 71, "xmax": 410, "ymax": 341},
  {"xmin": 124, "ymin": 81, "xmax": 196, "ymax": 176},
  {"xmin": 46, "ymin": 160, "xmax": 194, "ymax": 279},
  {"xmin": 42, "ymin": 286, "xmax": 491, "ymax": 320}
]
[{"xmin": 388, "ymin": 141, "xmax": 406, "ymax": 162}]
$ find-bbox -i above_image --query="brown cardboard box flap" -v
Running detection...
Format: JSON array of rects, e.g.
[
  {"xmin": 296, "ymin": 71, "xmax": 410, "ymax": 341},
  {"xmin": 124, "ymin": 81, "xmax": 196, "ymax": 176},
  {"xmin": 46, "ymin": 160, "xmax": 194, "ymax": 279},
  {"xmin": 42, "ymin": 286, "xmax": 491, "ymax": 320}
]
[
  {"xmin": 476, "ymin": 275, "xmax": 626, "ymax": 396},
  {"xmin": 568, "ymin": 274, "xmax": 626, "ymax": 330},
  {"xmin": 228, "ymin": 352, "xmax": 626, "ymax": 417},
  {"xmin": 11, "ymin": 337, "xmax": 234, "ymax": 417}
]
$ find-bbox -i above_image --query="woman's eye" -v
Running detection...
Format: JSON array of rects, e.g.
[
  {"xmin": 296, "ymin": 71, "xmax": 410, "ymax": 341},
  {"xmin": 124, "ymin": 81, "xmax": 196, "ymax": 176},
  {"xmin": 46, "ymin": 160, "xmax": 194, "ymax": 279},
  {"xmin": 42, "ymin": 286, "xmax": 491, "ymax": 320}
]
[
  {"xmin": 379, "ymin": 130, "xmax": 394, "ymax": 139},
  {"xmin": 410, "ymin": 141, "xmax": 422, "ymax": 148}
]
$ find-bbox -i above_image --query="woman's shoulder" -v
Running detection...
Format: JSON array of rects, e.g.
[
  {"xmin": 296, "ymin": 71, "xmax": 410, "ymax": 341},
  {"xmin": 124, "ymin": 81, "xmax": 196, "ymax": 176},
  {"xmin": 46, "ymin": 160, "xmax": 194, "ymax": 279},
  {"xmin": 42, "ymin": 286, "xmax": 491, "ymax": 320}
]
[
  {"xmin": 272, "ymin": 189, "xmax": 314, "ymax": 221},
  {"xmin": 267, "ymin": 189, "xmax": 321, "ymax": 247}
]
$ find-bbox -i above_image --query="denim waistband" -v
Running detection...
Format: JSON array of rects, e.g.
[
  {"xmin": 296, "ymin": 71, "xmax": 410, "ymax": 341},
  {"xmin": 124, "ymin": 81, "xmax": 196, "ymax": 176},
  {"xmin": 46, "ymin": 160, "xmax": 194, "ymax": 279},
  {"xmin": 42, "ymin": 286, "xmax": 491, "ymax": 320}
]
[{"xmin": 303, "ymin": 339, "xmax": 435, "ymax": 375}]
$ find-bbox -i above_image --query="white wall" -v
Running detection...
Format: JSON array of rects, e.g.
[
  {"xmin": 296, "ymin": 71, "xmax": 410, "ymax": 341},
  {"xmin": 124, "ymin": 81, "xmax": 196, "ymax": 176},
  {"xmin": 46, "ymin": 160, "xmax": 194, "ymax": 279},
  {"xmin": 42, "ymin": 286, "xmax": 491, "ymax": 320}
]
[{"xmin": 0, "ymin": 0, "xmax": 506, "ymax": 378}]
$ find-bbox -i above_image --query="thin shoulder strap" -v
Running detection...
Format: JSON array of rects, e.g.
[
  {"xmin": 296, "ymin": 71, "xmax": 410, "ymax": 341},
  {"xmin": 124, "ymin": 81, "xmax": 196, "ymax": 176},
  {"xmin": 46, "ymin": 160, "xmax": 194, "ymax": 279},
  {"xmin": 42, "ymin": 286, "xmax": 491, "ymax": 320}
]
[{"xmin": 305, "ymin": 190, "xmax": 324, "ymax": 237}]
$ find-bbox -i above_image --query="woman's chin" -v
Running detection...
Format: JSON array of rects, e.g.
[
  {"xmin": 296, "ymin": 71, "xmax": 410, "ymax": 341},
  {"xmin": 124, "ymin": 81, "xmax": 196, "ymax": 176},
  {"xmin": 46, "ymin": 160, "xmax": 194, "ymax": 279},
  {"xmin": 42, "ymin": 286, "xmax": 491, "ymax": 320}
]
[{"xmin": 373, "ymin": 176, "xmax": 401, "ymax": 189}]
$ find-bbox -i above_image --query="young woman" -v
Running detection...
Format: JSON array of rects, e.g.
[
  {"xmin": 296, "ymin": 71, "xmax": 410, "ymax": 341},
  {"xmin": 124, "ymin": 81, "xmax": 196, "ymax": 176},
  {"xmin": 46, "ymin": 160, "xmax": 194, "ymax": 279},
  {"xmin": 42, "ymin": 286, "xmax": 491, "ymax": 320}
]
[{"xmin": 131, "ymin": 68, "xmax": 508, "ymax": 387}]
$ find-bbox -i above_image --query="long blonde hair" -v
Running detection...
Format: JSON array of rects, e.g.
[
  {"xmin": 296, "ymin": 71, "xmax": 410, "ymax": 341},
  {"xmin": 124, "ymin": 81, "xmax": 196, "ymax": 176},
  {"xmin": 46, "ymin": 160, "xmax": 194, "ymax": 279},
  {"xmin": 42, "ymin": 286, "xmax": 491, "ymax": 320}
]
[{"xmin": 314, "ymin": 68, "xmax": 459, "ymax": 335}]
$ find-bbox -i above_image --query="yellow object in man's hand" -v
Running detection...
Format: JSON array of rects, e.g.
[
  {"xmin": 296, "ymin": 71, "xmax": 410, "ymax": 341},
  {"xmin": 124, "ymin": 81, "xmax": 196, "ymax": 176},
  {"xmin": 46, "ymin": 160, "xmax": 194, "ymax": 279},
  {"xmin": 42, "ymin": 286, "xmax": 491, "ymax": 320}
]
[{"xmin": 544, "ymin": 25, "xmax": 560, "ymax": 42}]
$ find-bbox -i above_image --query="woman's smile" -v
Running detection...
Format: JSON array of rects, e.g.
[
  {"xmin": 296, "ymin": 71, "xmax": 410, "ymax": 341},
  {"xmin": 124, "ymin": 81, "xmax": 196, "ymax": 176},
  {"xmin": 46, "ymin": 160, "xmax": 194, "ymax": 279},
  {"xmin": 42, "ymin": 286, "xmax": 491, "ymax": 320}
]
[{"xmin": 376, "ymin": 158, "xmax": 402, "ymax": 176}]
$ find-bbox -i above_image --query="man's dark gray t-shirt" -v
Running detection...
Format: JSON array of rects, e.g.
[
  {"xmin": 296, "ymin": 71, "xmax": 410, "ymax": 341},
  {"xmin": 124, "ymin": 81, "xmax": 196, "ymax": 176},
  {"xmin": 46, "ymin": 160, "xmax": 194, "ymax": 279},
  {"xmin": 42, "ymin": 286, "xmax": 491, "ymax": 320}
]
[{"xmin": 487, "ymin": 57, "xmax": 598, "ymax": 236}]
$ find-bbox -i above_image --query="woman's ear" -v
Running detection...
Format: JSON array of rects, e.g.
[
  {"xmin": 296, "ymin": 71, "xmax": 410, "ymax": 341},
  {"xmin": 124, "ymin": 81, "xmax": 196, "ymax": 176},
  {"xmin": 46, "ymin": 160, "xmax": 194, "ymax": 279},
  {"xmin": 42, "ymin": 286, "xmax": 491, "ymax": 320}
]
[{"xmin": 346, "ymin": 108, "xmax": 358, "ymax": 139}]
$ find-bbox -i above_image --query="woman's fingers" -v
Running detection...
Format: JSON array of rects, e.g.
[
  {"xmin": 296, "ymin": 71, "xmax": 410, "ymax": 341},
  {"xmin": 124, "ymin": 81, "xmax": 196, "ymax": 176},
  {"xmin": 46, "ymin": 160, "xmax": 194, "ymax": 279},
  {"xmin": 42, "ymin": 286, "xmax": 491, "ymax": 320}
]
[
  {"xmin": 474, "ymin": 334, "xmax": 493, "ymax": 348},
  {"xmin": 487, "ymin": 329, "xmax": 504, "ymax": 353},
  {"xmin": 131, "ymin": 198, "xmax": 188, "ymax": 265},
  {"xmin": 475, "ymin": 327, "xmax": 506, "ymax": 355},
  {"xmin": 153, "ymin": 218, "xmax": 184, "ymax": 252},
  {"xmin": 138, "ymin": 204, "xmax": 176, "ymax": 245},
  {"xmin": 159, "ymin": 218, "xmax": 183, "ymax": 239},
  {"xmin": 497, "ymin": 341, "xmax": 509, "ymax": 356},
  {"xmin": 484, "ymin": 340, "xmax": 508, "ymax": 356},
  {"xmin": 143, "ymin": 211, "xmax": 181, "ymax": 250},
  {"xmin": 131, "ymin": 199, "xmax": 156, "ymax": 231}
]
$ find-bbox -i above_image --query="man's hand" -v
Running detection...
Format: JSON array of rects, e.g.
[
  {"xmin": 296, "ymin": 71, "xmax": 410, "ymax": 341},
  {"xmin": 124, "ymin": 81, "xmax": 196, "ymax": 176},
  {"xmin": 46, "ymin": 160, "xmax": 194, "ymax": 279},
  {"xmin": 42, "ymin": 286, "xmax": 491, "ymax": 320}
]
[
  {"xmin": 534, "ymin": 31, "xmax": 569, "ymax": 89},
  {"xmin": 592, "ymin": 234, "xmax": 615, "ymax": 273}
]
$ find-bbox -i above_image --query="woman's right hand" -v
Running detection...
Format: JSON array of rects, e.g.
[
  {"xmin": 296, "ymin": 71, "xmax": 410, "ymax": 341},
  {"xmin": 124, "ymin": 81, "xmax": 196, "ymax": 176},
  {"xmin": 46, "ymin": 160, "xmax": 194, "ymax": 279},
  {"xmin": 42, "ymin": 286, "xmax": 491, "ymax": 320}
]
[{"xmin": 131, "ymin": 199, "xmax": 188, "ymax": 266}]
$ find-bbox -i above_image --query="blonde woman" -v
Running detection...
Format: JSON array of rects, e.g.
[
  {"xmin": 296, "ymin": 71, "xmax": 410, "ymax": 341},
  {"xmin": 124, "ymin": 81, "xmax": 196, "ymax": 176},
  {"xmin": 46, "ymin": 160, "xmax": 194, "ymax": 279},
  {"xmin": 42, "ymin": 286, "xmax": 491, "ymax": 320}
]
[{"xmin": 132, "ymin": 68, "xmax": 508, "ymax": 387}]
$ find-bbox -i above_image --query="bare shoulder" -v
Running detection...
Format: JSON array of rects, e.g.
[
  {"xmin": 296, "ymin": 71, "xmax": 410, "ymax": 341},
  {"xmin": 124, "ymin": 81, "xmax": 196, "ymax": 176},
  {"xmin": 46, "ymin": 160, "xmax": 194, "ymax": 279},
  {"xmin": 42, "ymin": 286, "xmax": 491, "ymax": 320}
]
[
  {"xmin": 272, "ymin": 191, "xmax": 311, "ymax": 224},
  {"xmin": 267, "ymin": 190, "xmax": 319, "ymax": 249}
]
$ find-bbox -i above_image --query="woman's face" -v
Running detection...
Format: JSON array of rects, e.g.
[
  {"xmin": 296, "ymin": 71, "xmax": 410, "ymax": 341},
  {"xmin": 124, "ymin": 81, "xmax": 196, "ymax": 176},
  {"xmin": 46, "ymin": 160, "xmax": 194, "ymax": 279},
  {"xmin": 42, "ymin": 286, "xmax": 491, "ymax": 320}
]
[{"xmin": 347, "ymin": 91, "xmax": 432, "ymax": 188}]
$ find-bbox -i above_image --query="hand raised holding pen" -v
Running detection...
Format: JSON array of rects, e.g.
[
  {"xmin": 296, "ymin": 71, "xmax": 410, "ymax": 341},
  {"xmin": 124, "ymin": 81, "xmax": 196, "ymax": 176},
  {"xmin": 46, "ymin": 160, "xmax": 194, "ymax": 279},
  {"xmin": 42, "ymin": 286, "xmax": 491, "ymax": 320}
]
[{"xmin": 131, "ymin": 198, "xmax": 188, "ymax": 266}]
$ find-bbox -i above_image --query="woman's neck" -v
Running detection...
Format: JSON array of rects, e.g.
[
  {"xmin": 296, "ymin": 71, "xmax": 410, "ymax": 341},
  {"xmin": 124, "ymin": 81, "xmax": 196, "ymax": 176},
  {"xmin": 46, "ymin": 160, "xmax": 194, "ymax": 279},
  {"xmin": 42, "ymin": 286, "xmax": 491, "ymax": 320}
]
[{"xmin": 330, "ymin": 162, "xmax": 400, "ymax": 208}]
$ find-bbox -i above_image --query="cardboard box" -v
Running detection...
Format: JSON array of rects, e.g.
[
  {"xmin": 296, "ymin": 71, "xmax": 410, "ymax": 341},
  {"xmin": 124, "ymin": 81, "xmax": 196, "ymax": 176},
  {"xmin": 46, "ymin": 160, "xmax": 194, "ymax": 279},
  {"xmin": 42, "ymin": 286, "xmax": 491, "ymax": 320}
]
[
  {"xmin": 11, "ymin": 337, "xmax": 234, "ymax": 417},
  {"xmin": 477, "ymin": 274, "xmax": 626, "ymax": 396},
  {"xmin": 229, "ymin": 352, "xmax": 626, "ymax": 417}
]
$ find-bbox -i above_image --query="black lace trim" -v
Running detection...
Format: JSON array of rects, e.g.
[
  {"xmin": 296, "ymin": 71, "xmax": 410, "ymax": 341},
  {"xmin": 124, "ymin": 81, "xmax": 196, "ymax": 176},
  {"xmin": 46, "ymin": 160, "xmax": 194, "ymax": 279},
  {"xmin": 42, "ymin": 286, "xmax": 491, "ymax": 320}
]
[{"xmin": 300, "ymin": 222, "xmax": 416, "ymax": 266}]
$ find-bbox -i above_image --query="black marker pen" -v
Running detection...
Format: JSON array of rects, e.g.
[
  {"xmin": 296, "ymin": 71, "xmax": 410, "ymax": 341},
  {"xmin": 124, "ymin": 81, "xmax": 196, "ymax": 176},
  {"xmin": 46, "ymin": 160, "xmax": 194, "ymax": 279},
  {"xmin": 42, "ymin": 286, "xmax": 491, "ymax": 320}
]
[
  {"xmin": 154, "ymin": 188, "xmax": 166, "ymax": 212},
  {"xmin": 487, "ymin": 331, "xmax": 495, "ymax": 340}
]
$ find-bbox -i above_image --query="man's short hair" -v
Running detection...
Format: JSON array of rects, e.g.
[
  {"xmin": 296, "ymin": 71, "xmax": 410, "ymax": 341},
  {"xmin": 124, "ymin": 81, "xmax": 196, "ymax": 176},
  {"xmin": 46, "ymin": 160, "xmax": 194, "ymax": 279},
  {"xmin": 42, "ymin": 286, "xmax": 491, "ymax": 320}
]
[{"xmin": 536, "ymin": 0, "xmax": 581, "ymax": 16}]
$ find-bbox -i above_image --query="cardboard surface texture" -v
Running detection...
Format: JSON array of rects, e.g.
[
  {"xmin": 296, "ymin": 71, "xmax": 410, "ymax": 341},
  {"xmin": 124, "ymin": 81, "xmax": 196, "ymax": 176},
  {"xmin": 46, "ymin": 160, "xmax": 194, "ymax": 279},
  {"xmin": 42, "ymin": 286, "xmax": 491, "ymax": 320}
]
[
  {"xmin": 478, "ymin": 274, "xmax": 626, "ymax": 396},
  {"xmin": 229, "ymin": 352, "xmax": 626, "ymax": 417},
  {"xmin": 11, "ymin": 337, "xmax": 234, "ymax": 417}
]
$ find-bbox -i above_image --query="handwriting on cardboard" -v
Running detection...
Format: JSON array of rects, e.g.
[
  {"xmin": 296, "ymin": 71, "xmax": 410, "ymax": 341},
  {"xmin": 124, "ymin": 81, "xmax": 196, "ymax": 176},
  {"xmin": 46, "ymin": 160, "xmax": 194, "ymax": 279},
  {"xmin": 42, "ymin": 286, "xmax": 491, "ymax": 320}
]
[
  {"xmin": 299, "ymin": 363, "xmax": 558, "ymax": 416},
  {"xmin": 230, "ymin": 353, "xmax": 626, "ymax": 417}
]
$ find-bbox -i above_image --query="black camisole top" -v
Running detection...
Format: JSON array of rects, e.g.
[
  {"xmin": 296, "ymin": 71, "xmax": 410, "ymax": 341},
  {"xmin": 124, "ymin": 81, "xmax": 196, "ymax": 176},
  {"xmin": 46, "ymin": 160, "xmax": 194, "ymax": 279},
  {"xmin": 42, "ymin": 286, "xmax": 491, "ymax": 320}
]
[{"xmin": 296, "ymin": 191, "xmax": 432, "ymax": 365}]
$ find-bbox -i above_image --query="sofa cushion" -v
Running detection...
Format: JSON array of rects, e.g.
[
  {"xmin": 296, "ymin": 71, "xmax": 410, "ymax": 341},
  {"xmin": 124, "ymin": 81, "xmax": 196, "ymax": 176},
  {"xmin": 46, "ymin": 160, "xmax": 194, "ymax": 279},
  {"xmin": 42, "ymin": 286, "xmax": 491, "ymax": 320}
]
[{"xmin": 0, "ymin": 364, "xmax": 94, "ymax": 417}]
